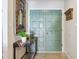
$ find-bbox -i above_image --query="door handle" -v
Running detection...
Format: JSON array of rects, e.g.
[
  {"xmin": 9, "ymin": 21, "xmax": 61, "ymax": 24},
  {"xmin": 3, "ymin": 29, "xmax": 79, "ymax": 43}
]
[{"xmin": 46, "ymin": 32, "xmax": 48, "ymax": 35}]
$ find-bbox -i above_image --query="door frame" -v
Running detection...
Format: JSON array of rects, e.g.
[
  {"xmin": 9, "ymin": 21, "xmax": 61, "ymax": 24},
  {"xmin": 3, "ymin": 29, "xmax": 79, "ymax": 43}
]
[{"xmin": 28, "ymin": 8, "xmax": 64, "ymax": 53}]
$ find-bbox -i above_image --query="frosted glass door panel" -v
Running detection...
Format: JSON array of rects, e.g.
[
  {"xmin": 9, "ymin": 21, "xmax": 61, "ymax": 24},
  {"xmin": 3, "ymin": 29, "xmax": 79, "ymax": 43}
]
[
  {"xmin": 30, "ymin": 10, "xmax": 45, "ymax": 51},
  {"xmin": 30, "ymin": 10, "xmax": 62, "ymax": 51}
]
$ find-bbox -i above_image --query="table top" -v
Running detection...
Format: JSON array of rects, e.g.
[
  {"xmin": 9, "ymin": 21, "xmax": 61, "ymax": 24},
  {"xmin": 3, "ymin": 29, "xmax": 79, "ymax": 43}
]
[{"xmin": 13, "ymin": 40, "xmax": 31, "ymax": 47}]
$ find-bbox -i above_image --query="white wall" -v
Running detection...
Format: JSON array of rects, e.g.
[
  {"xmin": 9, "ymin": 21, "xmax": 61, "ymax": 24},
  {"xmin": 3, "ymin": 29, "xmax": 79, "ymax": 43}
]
[
  {"xmin": 29, "ymin": 0, "xmax": 64, "ymax": 10},
  {"xmin": 2, "ymin": 0, "xmax": 14, "ymax": 59},
  {"xmin": 64, "ymin": 0, "xmax": 77, "ymax": 59},
  {"xmin": 2, "ymin": 0, "xmax": 8, "ymax": 59}
]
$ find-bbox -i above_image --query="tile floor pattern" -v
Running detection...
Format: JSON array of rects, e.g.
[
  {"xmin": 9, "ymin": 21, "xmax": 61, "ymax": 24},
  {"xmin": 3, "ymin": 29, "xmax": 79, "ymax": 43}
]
[{"xmin": 23, "ymin": 53, "xmax": 68, "ymax": 59}]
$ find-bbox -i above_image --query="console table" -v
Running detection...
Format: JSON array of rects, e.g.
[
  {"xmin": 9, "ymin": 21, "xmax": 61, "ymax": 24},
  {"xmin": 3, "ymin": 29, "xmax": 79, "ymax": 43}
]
[{"xmin": 13, "ymin": 37, "xmax": 37, "ymax": 59}]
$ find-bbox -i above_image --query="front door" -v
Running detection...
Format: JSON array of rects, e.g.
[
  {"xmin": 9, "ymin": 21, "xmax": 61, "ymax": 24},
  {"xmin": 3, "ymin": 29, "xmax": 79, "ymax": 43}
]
[{"xmin": 30, "ymin": 10, "xmax": 62, "ymax": 51}]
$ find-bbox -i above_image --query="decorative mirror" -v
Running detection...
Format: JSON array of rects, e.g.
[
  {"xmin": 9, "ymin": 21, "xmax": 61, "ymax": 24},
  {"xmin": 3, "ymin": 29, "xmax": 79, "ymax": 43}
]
[{"xmin": 16, "ymin": 0, "xmax": 26, "ymax": 33}]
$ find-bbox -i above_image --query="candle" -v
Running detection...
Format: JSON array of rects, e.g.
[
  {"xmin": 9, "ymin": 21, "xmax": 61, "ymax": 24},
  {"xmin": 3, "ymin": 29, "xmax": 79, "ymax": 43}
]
[{"xmin": 18, "ymin": 10, "xmax": 22, "ymax": 25}]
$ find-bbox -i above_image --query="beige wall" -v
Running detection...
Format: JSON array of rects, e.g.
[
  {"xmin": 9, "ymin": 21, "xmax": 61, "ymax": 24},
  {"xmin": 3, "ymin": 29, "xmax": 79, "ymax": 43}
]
[
  {"xmin": 16, "ymin": 47, "xmax": 26, "ymax": 59},
  {"xmin": 64, "ymin": 0, "xmax": 77, "ymax": 59},
  {"xmin": 8, "ymin": 0, "xmax": 28, "ymax": 59},
  {"xmin": 8, "ymin": 0, "xmax": 14, "ymax": 59}
]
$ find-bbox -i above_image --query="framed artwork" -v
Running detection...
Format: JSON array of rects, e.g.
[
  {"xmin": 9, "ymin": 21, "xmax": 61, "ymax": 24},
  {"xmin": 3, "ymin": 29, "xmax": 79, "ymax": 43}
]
[
  {"xmin": 64, "ymin": 8, "xmax": 73, "ymax": 21},
  {"xmin": 16, "ymin": 0, "xmax": 26, "ymax": 33}
]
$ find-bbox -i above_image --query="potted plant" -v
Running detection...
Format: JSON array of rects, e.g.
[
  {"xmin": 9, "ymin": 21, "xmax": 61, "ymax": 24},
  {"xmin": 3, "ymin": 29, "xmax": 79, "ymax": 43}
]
[{"xmin": 17, "ymin": 31, "xmax": 28, "ymax": 42}]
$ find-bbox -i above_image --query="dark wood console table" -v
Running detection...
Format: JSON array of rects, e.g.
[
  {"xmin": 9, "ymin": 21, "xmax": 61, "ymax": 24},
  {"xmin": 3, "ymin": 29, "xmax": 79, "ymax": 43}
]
[{"xmin": 13, "ymin": 37, "xmax": 37, "ymax": 59}]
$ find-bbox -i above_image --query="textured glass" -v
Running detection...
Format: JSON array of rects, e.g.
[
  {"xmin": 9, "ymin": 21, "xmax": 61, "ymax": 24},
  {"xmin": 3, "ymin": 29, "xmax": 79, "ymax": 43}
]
[{"xmin": 30, "ymin": 10, "xmax": 62, "ymax": 51}]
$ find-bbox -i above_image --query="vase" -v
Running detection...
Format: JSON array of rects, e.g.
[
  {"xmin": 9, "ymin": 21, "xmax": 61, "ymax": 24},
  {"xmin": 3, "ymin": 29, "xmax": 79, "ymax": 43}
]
[{"xmin": 21, "ymin": 37, "xmax": 26, "ymax": 43}]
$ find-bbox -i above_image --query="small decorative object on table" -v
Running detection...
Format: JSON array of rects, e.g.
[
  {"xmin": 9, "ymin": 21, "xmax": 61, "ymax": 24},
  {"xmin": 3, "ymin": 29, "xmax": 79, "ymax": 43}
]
[
  {"xmin": 17, "ymin": 31, "xmax": 28, "ymax": 43},
  {"xmin": 64, "ymin": 8, "xmax": 73, "ymax": 21}
]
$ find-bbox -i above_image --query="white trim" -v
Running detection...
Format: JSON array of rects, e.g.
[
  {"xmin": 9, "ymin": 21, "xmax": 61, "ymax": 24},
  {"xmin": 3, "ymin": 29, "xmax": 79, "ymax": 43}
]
[
  {"xmin": 30, "ymin": 8, "xmax": 64, "ymax": 10},
  {"xmin": 37, "ymin": 51, "xmax": 62, "ymax": 53},
  {"xmin": 62, "ymin": 9, "xmax": 64, "ymax": 52},
  {"xmin": 29, "ymin": 9, "xmax": 64, "ymax": 51},
  {"xmin": 64, "ymin": 51, "xmax": 71, "ymax": 59},
  {"xmin": 2, "ymin": 0, "xmax": 8, "ymax": 59}
]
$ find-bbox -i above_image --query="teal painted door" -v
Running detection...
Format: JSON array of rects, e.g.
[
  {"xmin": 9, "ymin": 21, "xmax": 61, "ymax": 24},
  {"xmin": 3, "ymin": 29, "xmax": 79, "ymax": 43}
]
[{"xmin": 30, "ymin": 10, "xmax": 62, "ymax": 51}]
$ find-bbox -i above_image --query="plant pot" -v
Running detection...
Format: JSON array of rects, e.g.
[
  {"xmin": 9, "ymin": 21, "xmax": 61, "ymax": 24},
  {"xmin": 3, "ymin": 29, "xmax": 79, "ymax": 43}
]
[{"xmin": 21, "ymin": 37, "xmax": 26, "ymax": 43}]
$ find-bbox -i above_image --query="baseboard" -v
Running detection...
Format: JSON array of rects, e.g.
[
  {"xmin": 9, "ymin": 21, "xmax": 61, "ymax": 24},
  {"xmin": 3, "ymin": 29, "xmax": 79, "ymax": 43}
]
[
  {"xmin": 64, "ymin": 51, "xmax": 71, "ymax": 59},
  {"xmin": 37, "ymin": 51, "xmax": 62, "ymax": 53}
]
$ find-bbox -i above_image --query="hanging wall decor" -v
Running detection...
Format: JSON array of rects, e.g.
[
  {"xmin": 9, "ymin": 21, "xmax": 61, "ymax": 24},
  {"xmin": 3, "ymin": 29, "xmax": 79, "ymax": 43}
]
[
  {"xmin": 64, "ymin": 8, "xmax": 73, "ymax": 21},
  {"xmin": 16, "ymin": 0, "xmax": 26, "ymax": 33}
]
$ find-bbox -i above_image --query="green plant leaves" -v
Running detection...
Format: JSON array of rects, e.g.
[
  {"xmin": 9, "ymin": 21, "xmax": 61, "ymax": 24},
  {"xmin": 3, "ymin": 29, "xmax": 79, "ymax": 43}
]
[{"xmin": 17, "ymin": 31, "xmax": 27, "ymax": 37}]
